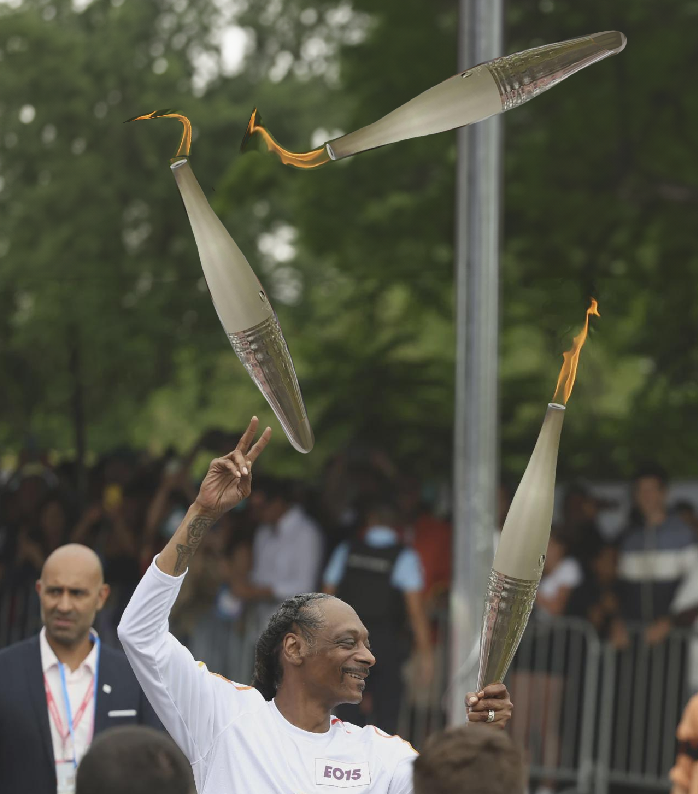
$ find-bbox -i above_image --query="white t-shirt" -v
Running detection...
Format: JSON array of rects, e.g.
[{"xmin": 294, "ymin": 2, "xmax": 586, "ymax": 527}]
[
  {"xmin": 251, "ymin": 505, "xmax": 323, "ymax": 600},
  {"xmin": 537, "ymin": 557, "xmax": 583, "ymax": 619},
  {"xmin": 118, "ymin": 560, "xmax": 417, "ymax": 794}
]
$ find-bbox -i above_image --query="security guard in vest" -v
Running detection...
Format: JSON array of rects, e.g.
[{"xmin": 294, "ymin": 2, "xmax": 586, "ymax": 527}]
[{"xmin": 322, "ymin": 496, "xmax": 434, "ymax": 734}]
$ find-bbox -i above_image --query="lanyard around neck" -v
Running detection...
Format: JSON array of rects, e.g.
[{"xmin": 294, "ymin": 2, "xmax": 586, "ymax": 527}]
[{"xmin": 55, "ymin": 632, "xmax": 101, "ymax": 769}]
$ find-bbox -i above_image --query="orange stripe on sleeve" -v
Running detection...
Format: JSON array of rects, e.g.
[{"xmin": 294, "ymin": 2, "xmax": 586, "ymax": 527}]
[
  {"xmin": 209, "ymin": 671, "xmax": 254, "ymax": 690},
  {"xmin": 372, "ymin": 726, "xmax": 418, "ymax": 754},
  {"xmin": 196, "ymin": 661, "xmax": 253, "ymax": 690}
]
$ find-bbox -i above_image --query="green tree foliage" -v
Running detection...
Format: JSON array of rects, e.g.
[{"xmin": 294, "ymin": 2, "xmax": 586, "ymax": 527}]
[
  {"xmin": 0, "ymin": 0, "xmax": 332, "ymax": 464},
  {"xmin": 0, "ymin": 0, "xmax": 225, "ymax": 452},
  {"xmin": 1, "ymin": 0, "xmax": 697, "ymax": 481}
]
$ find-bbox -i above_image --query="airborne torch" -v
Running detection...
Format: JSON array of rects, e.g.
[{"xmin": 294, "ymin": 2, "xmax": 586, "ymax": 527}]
[
  {"xmin": 242, "ymin": 32, "xmax": 626, "ymax": 168},
  {"xmin": 126, "ymin": 111, "xmax": 314, "ymax": 453}
]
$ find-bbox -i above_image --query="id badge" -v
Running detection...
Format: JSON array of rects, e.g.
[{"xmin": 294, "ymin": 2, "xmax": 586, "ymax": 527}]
[
  {"xmin": 57, "ymin": 761, "xmax": 76, "ymax": 794},
  {"xmin": 315, "ymin": 759, "xmax": 370, "ymax": 788}
]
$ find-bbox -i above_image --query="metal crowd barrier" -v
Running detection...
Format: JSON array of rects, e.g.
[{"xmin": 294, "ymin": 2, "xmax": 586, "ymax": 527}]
[
  {"xmin": 392, "ymin": 613, "xmax": 694, "ymax": 794},
  {"xmin": 595, "ymin": 624, "xmax": 695, "ymax": 793},
  {"xmin": 508, "ymin": 616, "xmax": 601, "ymax": 794},
  {"xmin": 395, "ymin": 611, "xmax": 601, "ymax": 789}
]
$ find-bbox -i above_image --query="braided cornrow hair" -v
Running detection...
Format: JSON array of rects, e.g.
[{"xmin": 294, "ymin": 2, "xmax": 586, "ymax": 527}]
[{"xmin": 252, "ymin": 592, "xmax": 333, "ymax": 701}]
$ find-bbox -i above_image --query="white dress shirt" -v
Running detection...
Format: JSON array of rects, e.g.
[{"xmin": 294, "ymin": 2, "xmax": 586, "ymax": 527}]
[
  {"xmin": 40, "ymin": 628, "xmax": 98, "ymax": 777},
  {"xmin": 118, "ymin": 560, "xmax": 417, "ymax": 794},
  {"xmin": 251, "ymin": 504, "xmax": 323, "ymax": 600}
]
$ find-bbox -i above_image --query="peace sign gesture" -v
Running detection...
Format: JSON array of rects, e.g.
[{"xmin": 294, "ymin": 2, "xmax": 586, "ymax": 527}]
[{"xmin": 195, "ymin": 417, "xmax": 272, "ymax": 519}]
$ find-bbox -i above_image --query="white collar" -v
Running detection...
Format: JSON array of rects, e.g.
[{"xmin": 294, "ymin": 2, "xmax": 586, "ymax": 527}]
[
  {"xmin": 269, "ymin": 699, "xmax": 334, "ymax": 741},
  {"xmin": 40, "ymin": 626, "xmax": 99, "ymax": 675}
]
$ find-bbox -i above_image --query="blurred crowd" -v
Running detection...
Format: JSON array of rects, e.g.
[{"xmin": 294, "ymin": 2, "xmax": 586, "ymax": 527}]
[
  {"xmin": 2, "ymin": 430, "xmax": 698, "ymax": 747},
  {"xmin": 526, "ymin": 463, "xmax": 698, "ymax": 646},
  {"xmin": 0, "ymin": 430, "xmax": 454, "ymax": 733}
]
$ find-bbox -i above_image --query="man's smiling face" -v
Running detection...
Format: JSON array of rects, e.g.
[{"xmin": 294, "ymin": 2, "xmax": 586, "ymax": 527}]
[{"xmin": 299, "ymin": 598, "xmax": 376, "ymax": 709}]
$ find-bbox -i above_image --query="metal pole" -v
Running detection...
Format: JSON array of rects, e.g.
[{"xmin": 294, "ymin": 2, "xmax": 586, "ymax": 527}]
[{"xmin": 448, "ymin": 0, "xmax": 503, "ymax": 724}]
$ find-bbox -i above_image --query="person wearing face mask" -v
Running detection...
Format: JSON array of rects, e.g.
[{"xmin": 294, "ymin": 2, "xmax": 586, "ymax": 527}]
[
  {"xmin": 118, "ymin": 417, "xmax": 513, "ymax": 794},
  {"xmin": 0, "ymin": 543, "xmax": 161, "ymax": 794},
  {"xmin": 322, "ymin": 494, "xmax": 434, "ymax": 736}
]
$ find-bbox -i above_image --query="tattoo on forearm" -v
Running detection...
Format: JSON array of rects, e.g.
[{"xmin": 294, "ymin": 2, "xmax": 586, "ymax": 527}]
[{"xmin": 173, "ymin": 515, "xmax": 214, "ymax": 575}]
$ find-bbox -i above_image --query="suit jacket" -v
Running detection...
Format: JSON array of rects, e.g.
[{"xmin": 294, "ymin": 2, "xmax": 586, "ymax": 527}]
[{"xmin": 0, "ymin": 634, "xmax": 162, "ymax": 794}]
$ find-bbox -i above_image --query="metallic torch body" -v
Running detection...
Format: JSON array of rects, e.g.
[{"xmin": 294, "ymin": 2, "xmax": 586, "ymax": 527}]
[
  {"xmin": 326, "ymin": 32, "xmax": 626, "ymax": 161},
  {"xmin": 476, "ymin": 403, "xmax": 565, "ymax": 690},
  {"xmin": 171, "ymin": 159, "xmax": 314, "ymax": 453}
]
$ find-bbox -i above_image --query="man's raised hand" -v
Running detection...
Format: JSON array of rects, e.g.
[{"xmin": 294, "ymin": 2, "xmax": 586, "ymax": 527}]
[{"xmin": 195, "ymin": 417, "xmax": 272, "ymax": 519}]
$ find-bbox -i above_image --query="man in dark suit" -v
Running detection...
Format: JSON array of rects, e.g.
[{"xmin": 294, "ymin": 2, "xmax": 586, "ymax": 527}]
[{"xmin": 0, "ymin": 543, "xmax": 161, "ymax": 794}]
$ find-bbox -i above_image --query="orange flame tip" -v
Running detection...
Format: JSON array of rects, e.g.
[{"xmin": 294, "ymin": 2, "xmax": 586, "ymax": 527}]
[
  {"xmin": 241, "ymin": 108, "xmax": 331, "ymax": 170},
  {"xmin": 125, "ymin": 109, "xmax": 192, "ymax": 160},
  {"xmin": 552, "ymin": 298, "xmax": 600, "ymax": 405}
]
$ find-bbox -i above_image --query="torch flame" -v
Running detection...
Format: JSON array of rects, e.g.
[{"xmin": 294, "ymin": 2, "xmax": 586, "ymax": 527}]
[
  {"xmin": 552, "ymin": 298, "xmax": 600, "ymax": 404},
  {"xmin": 241, "ymin": 108, "xmax": 331, "ymax": 169},
  {"xmin": 125, "ymin": 109, "xmax": 192, "ymax": 160}
]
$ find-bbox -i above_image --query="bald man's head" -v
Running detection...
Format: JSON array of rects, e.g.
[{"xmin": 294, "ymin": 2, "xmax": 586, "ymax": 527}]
[
  {"xmin": 42, "ymin": 544, "xmax": 104, "ymax": 585},
  {"xmin": 36, "ymin": 544, "xmax": 110, "ymax": 649}
]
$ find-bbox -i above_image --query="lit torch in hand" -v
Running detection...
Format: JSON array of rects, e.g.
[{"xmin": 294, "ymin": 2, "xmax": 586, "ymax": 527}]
[
  {"xmin": 126, "ymin": 110, "xmax": 314, "ymax": 453},
  {"xmin": 476, "ymin": 299, "xmax": 600, "ymax": 690},
  {"xmin": 241, "ymin": 32, "xmax": 626, "ymax": 168}
]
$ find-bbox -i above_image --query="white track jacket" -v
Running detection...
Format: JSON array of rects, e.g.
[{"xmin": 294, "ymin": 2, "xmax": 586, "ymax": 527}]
[{"xmin": 117, "ymin": 559, "xmax": 417, "ymax": 794}]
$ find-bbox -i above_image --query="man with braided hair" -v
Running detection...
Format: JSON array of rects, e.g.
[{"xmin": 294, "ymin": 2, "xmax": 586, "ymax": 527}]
[{"xmin": 118, "ymin": 417, "xmax": 513, "ymax": 794}]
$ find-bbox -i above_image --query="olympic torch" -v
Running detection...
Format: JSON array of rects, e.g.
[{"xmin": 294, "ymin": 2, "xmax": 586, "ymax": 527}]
[
  {"xmin": 126, "ymin": 111, "xmax": 314, "ymax": 453},
  {"xmin": 476, "ymin": 300, "xmax": 599, "ymax": 689},
  {"xmin": 241, "ymin": 32, "xmax": 626, "ymax": 168}
]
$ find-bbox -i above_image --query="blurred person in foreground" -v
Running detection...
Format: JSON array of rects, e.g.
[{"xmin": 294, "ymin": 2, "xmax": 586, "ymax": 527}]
[
  {"xmin": 0, "ymin": 544, "xmax": 161, "ymax": 794},
  {"xmin": 76, "ymin": 725, "xmax": 194, "ymax": 794},
  {"xmin": 671, "ymin": 692, "xmax": 698, "ymax": 794},
  {"xmin": 613, "ymin": 464, "xmax": 698, "ymax": 649},
  {"xmin": 118, "ymin": 417, "xmax": 512, "ymax": 794},
  {"xmin": 323, "ymin": 494, "xmax": 433, "ymax": 735},
  {"xmin": 413, "ymin": 724, "xmax": 525, "ymax": 794}
]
